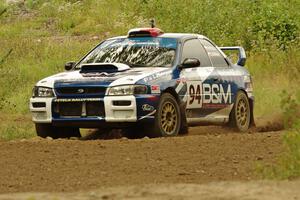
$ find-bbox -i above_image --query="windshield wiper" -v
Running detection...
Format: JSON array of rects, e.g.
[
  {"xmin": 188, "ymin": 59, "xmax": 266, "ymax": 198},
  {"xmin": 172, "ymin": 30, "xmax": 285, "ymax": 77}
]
[
  {"xmin": 129, "ymin": 63, "xmax": 149, "ymax": 68},
  {"xmin": 122, "ymin": 61, "xmax": 169, "ymax": 68},
  {"xmin": 121, "ymin": 61, "xmax": 147, "ymax": 68}
]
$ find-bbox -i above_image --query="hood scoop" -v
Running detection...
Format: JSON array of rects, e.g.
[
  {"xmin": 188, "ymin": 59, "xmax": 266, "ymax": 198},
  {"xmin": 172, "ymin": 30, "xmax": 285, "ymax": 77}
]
[{"xmin": 80, "ymin": 63, "xmax": 130, "ymax": 74}]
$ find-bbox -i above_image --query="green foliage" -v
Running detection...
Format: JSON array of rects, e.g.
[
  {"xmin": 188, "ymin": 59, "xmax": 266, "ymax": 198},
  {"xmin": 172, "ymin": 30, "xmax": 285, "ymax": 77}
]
[
  {"xmin": 0, "ymin": 48, "xmax": 12, "ymax": 65},
  {"xmin": 245, "ymin": 49, "xmax": 299, "ymax": 117},
  {"xmin": 1, "ymin": 0, "xmax": 298, "ymax": 49},
  {"xmin": 0, "ymin": 0, "xmax": 143, "ymax": 37},
  {"xmin": 0, "ymin": 115, "xmax": 35, "ymax": 141},
  {"xmin": 258, "ymin": 131, "xmax": 300, "ymax": 179},
  {"xmin": 258, "ymin": 82, "xmax": 300, "ymax": 180},
  {"xmin": 250, "ymin": 1, "xmax": 299, "ymax": 50},
  {"xmin": 139, "ymin": 0, "xmax": 299, "ymax": 51},
  {"xmin": 280, "ymin": 90, "xmax": 300, "ymax": 130},
  {"xmin": 0, "ymin": 124, "xmax": 35, "ymax": 141},
  {"xmin": 24, "ymin": 0, "xmax": 39, "ymax": 10},
  {"xmin": 0, "ymin": 38, "xmax": 93, "ymax": 114}
]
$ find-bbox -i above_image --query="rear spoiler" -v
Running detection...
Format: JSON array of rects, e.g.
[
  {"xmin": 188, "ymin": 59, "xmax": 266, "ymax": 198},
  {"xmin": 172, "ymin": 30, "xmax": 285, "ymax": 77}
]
[{"xmin": 220, "ymin": 46, "xmax": 246, "ymax": 66}]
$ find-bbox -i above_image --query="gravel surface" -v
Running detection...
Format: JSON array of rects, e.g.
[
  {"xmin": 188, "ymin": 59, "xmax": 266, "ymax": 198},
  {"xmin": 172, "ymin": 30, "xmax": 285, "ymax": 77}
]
[
  {"xmin": 0, "ymin": 181, "xmax": 299, "ymax": 200},
  {"xmin": 0, "ymin": 126, "xmax": 283, "ymax": 194}
]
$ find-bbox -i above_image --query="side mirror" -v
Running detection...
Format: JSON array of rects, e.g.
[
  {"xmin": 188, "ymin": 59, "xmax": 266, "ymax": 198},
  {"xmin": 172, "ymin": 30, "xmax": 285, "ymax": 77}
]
[
  {"xmin": 65, "ymin": 61, "xmax": 76, "ymax": 71},
  {"xmin": 179, "ymin": 58, "xmax": 200, "ymax": 69}
]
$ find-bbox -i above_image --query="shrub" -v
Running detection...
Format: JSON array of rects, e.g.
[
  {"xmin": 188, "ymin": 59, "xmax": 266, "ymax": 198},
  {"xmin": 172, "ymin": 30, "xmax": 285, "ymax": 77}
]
[
  {"xmin": 258, "ymin": 90, "xmax": 300, "ymax": 179},
  {"xmin": 280, "ymin": 90, "xmax": 300, "ymax": 130}
]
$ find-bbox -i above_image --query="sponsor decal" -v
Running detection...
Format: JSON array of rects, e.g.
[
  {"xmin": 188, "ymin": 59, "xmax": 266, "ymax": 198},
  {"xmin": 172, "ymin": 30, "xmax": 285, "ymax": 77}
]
[
  {"xmin": 202, "ymin": 83, "xmax": 231, "ymax": 104},
  {"xmin": 54, "ymin": 98, "xmax": 101, "ymax": 102},
  {"xmin": 151, "ymin": 85, "xmax": 161, "ymax": 94},
  {"xmin": 139, "ymin": 110, "xmax": 157, "ymax": 120},
  {"xmin": 187, "ymin": 82, "xmax": 232, "ymax": 109},
  {"xmin": 142, "ymin": 70, "xmax": 172, "ymax": 82},
  {"xmin": 142, "ymin": 104, "xmax": 155, "ymax": 111}
]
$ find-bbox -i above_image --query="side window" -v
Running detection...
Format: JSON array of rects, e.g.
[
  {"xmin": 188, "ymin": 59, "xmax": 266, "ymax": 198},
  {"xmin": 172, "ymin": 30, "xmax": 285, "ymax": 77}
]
[
  {"xmin": 200, "ymin": 39, "xmax": 229, "ymax": 67},
  {"xmin": 181, "ymin": 39, "xmax": 212, "ymax": 67}
]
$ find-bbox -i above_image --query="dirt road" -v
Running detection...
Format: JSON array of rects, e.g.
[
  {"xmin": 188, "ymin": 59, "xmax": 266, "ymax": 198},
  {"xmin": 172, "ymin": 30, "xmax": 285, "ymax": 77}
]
[
  {"xmin": 0, "ymin": 126, "xmax": 283, "ymax": 194},
  {"xmin": 1, "ymin": 181, "xmax": 300, "ymax": 200}
]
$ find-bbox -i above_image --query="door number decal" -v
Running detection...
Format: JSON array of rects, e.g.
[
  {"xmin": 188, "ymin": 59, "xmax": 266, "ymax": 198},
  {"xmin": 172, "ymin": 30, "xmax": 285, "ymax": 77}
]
[{"xmin": 187, "ymin": 81, "xmax": 202, "ymax": 109}]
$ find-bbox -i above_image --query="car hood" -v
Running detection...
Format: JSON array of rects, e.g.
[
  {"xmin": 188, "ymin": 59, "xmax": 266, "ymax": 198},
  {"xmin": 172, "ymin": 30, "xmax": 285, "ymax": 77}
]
[{"xmin": 36, "ymin": 66, "xmax": 171, "ymax": 88}]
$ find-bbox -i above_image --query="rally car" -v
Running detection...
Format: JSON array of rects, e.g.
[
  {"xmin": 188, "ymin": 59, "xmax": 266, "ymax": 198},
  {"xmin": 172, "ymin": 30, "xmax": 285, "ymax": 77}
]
[{"xmin": 30, "ymin": 27, "xmax": 254, "ymax": 138}]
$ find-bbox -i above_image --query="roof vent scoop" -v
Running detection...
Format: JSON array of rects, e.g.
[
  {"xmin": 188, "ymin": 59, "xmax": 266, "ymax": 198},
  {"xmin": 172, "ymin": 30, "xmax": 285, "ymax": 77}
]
[{"xmin": 80, "ymin": 63, "xmax": 130, "ymax": 73}]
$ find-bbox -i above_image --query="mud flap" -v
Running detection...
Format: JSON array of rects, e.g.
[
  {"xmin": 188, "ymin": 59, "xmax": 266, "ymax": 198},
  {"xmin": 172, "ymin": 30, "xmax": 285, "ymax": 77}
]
[{"xmin": 249, "ymin": 99, "xmax": 256, "ymax": 127}]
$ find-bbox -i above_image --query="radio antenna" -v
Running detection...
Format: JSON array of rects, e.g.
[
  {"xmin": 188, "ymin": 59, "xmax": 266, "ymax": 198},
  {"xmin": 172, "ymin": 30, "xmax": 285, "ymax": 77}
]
[{"xmin": 150, "ymin": 19, "xmax": 155, "ymax": 28}]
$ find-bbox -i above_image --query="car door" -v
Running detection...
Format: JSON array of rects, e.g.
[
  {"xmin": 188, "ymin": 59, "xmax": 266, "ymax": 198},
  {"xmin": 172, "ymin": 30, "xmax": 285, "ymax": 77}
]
[
  {"xmin": 178, "ymin": 38, "xmax": 215, "ymax": 121},
  {"xmin": 199, "ymin": 39, "xmax": 236, "ymax": 118}
]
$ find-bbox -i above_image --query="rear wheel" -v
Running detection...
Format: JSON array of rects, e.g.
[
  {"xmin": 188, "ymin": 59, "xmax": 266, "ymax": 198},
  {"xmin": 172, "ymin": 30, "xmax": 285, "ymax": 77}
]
[
  {"xmin": 148, "ymin": 93, "xmax": 181, "ymax": 137},
  {"xmin": 229, "ymin": 91, "xmax": 251, "ymax": 132},
  {"xmin": 35, "ymin": 123, "xmax": 81, "ymax": 139}
]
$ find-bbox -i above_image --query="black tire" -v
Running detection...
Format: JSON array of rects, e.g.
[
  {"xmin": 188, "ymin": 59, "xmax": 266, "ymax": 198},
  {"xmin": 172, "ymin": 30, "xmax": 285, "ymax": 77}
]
[
  {"xmin": 35, "ymin": 123, "xmax": 81, "ymax": 139},
  {"xmin": 229, "ymin": 91, "xmax": 251, "ymax": 132},
  {"xmin": 147, "ymin": 93, "xmax": 181, "ymax": 137}
]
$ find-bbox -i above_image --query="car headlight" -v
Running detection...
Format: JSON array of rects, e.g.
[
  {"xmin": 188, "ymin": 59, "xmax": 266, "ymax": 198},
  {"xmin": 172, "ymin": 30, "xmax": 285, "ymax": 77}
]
[
  {"xmin": 107, "ymin": 85, "xmax": 148, "ymax": 96},
  {"xmin": 32, "ymin": 86, "xmax": 54, "ymax": 97}
]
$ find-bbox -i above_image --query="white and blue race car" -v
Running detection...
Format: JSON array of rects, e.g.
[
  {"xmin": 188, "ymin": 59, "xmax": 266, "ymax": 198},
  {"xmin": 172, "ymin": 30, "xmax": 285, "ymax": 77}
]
[{"xmin": 30, "ymin": 28, "xmax": 254, "ymax": 138}]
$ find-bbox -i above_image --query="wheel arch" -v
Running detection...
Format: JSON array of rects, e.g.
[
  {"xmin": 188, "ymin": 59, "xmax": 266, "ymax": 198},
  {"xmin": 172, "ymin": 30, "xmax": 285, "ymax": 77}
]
[
  {"xmin": 162, "ymin": 87, "xmax": 181, "ymax": 103},
  {"xmin": 162, "ymin": 87, "xmax": 189, "ymax": 134},
  {"xmin": 235, "ymin": 89, "xmax": 255, "ymax": 127}
]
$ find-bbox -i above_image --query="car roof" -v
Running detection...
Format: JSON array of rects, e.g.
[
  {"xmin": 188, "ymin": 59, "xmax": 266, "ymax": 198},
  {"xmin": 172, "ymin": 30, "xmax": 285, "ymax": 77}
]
[
  {"xmin": 108, "ymin": 33, "xmax": 209, "ymax": 41},
  {"xmin": 160, "ymin": 33, "xmax": 207, "ymax": 39}
]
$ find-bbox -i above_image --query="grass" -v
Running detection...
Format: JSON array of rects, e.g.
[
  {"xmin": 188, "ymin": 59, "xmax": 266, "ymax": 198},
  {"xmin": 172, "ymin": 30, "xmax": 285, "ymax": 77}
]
[
  {"xmin": 247, "ymin": 50, "xmax": 300, "ymax": 117},
  {"xmin": 257, "ymin": 131, "xmax": 300, "ymax": 179},
  {"xmin": 0, "ymin": 0, "xmax": 299, "ymax": 137},
  {"xmin": 0, "ymin": 114, "xmax": 35, "ymax": 140},
  {"xmin": 257, "ymin": 88, "xmax": 300, "ymax": 179}
]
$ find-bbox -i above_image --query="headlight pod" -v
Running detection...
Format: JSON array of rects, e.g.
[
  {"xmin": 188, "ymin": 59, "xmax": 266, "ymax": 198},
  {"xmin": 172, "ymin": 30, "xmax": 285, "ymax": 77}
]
[
  {"xmin": 107, "ymin": 85, "xmax": 148, "ymax": 96},
  {"xmin": 32, "ymin": 86, "xmax": 54, "ymax": 97}
]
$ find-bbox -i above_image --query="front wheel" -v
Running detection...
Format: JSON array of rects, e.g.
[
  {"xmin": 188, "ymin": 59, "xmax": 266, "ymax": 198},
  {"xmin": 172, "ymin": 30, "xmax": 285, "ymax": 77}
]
[
  {"xmin": 229, "ymin": 91, "xmax": 251, "ymax": 132},
  {"xmin": 148, "ymin": 93, "xmax": 181, "ymax": 137},
  {"xmin": 35, "ymin": 123, "xmax": 81, "ymax": 139}
]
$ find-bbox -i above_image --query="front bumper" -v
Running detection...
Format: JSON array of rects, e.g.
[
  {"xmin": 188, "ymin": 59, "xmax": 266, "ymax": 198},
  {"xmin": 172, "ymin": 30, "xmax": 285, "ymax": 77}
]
[
  {"xmin": 30, "ymin": 94, "xmax": 159, "ymax": 127},
  {"xmin": 104, "ymin": 96, "xmax": 137, "ymax": 122},
  {"xmin": 30, "ymin": 97, "xmax": 53, "ymax": 123}
]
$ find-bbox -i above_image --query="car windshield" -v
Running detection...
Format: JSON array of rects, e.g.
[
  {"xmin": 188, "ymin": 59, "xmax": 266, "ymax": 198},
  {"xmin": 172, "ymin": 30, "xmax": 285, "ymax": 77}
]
[{"xmin": 79, "ymin": 37, "xmax": 178, "ymax": 68}]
